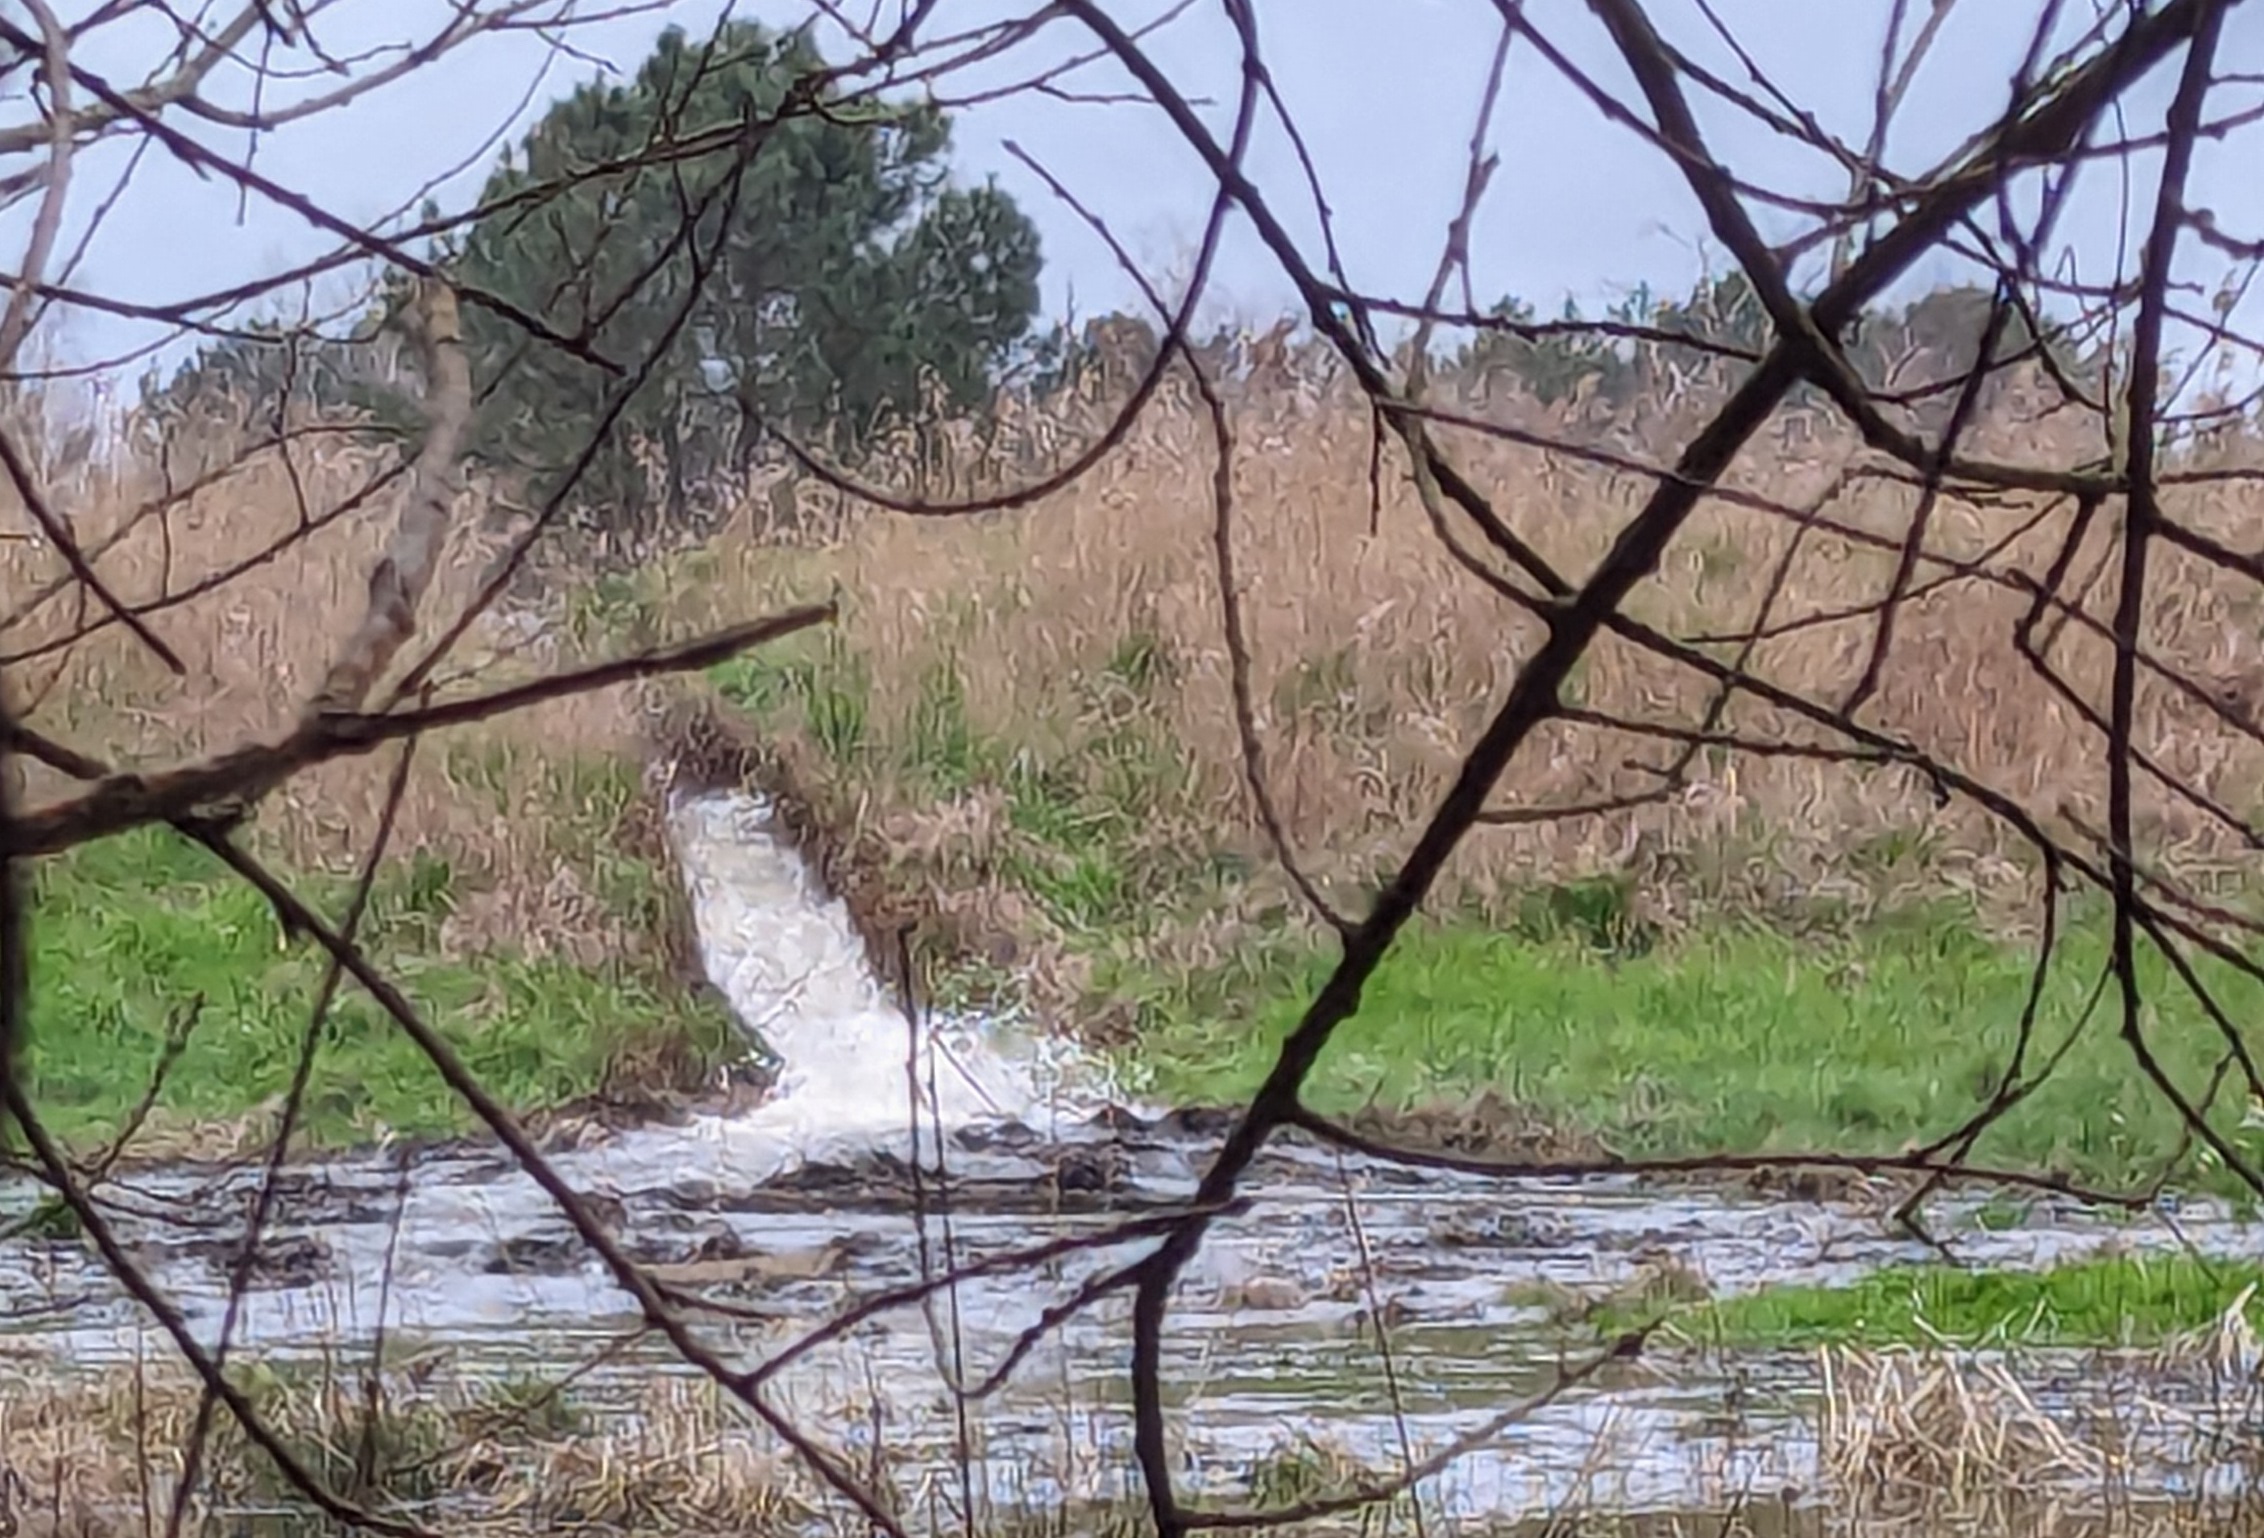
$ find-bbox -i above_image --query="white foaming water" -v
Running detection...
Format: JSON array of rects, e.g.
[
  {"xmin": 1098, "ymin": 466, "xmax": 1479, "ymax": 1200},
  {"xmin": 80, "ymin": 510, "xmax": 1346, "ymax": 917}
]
[{"xmin": 661, "ymin": 786, "xmax": 1128, "ymax": 1169}]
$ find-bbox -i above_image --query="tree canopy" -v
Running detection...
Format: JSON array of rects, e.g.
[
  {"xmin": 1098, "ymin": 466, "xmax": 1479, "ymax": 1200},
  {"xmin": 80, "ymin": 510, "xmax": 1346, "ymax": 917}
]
[
  {"xmin": 1454, "ymin": 272, "xmax": 2096, "ymax": 428},
  {"xmin": 142, "ymin": 21, "xmax": 1046, "ymax": 542},
  {"xmin": 447, "ymin": 22, "xmax": 1042, "ymax": 537}
]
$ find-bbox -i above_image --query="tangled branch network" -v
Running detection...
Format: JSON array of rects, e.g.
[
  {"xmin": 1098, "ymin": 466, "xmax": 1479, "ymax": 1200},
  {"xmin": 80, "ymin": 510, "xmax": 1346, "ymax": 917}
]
[{"xmin": 2, "ymin": 1, "xmax": 2264, "ymax": 1533}]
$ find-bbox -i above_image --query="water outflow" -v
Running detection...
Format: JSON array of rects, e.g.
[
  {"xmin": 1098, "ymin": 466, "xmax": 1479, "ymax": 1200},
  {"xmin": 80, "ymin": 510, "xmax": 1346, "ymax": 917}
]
[{"xmin": 664, "ymin": 787, "xmax": 1129, "ymax": 1166}]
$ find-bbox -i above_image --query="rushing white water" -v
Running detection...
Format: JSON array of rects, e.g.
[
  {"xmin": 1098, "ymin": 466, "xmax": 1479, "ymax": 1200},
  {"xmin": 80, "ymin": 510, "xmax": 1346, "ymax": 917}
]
[{"xmin": 661, "ymin": 786, "xmax": 1129, "ymax": 1167}]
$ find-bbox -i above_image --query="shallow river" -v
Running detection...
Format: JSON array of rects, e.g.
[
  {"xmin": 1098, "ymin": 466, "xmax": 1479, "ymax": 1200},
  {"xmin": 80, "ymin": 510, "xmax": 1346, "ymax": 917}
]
[{"xmin": 4, "ymin": 790, "xmax": 2259, "ymax": 1530}]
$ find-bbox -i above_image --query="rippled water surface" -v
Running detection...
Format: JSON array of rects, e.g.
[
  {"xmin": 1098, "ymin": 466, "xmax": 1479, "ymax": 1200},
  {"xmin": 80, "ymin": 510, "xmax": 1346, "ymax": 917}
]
[{"xmin": 8, "ymin": 789, "xmax": 2261, "ymax": 1527}]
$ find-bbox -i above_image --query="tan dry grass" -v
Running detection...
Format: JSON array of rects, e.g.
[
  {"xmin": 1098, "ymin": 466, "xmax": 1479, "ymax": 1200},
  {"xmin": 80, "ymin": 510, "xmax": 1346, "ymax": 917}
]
[
  {"xmin": 638, "ymin": 358, "xmax": 2264, "ymax": 984},
  {"xmin": 1817, "ymin": 1289, "xmax": 2264, "ymax": 1529},
  {"xmin": 13, "ymin": 350, "xmax": 2264, "ymax": 1000},
  {"xmin": 1820, "ymin": 1343, "xmax": 2116, "ymax": 1513},
  {"xmin": 0, "ymin": 408, "xmax": 662, "ymax": 971},
  {"xmin": 0, "ymin": 1360, "xmax": 807, "ymax": 1537}
]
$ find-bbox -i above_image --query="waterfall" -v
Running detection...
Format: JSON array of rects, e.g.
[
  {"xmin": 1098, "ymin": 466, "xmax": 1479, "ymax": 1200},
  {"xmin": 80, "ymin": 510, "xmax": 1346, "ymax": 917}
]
[{"xmin": 663, "ymin": 786, "xmax": 1127, "ymax": 1167}]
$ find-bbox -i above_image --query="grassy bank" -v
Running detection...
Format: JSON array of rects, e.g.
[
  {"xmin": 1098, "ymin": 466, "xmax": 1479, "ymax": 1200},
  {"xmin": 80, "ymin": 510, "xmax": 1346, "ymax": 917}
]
[
  {"xmin": 1109, "ymin": 895, "xmax": 2264, "ymax": 1195},
  {"xmin": 683, "ymin": 528, "xmax": 2264, "ymax": 1196},
  {"xmin": 699, "ymin": 616, "xmax": 2264, "ymax": 1192},
  {"xmin": 1631, "ymin": 1252, "xmax": 2264, "ymax": 1351},
  {"xmin": 21, "ymin": 813, "xmax": 737, "ymax": 1157},
  {"xmin": 15, "ymin": 346, "xmax": 2264, "ymax": 1166}
]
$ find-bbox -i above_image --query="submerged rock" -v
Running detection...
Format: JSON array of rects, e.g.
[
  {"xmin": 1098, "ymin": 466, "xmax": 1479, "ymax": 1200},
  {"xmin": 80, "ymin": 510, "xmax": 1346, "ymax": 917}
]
[
  {"xmin": 1221, "ymin": 1275, "xmax": 1308, "ymax": 1312},
  {"xmin": 1426, "ymin": 1208, "xmax": 1575, "ymax": 1250},
  {"xmin": 179, "ymin": 1230, "xmax": 334, "ymax": 1291}
]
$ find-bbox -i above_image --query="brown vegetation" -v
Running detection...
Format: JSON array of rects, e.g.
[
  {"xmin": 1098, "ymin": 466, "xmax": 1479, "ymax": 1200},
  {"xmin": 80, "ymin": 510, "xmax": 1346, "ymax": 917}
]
[
  {"xmin": 0, "ymin": 1361, "xmax": 807, "ymax": 1536},
  {"xmin": 0, "ymin": 398, "xmax": 660, "ymax": 960},
  {"xmin": 634, "ymin": 353, "xmax": 2264, "ymax": 1005},
  {"xmin": 11, "ymin": 343, "xmax": 2264, "ymax": 1024},
  {"xmin": 1818, "ymin": 1305, "xmax": 2264, "ymax": 1530}
]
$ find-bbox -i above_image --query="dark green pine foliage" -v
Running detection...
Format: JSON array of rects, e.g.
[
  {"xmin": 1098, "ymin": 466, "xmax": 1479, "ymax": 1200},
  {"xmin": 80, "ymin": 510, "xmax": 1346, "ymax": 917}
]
[
  {"xmin": 134, "ymin": 22, "xmax": 1042, "ymax": 545},
  {"xmin": 450, "ymin": 21, "xmax": 1043, "ymax": 540}
]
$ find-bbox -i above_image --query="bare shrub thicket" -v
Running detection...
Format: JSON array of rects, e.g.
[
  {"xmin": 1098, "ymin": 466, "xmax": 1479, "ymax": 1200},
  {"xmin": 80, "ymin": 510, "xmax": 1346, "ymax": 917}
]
[{"xmin": 5, "ymin": 1, "xmax": 2264, "ymax": 1535}]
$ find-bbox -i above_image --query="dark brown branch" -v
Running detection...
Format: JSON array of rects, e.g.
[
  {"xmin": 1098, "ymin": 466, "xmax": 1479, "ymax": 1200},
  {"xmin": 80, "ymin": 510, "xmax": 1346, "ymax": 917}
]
[
  {"xmin": 11, "ymin": 603, "xmax": 836, "ymax": 858},
  {"xmin": 1283, "ymin": 1106, "xmax": 2154, "ymax": 1211},
  {"xmin": 1064, "ymin": 2, "xmax": 2235, "ymax": 1526}
]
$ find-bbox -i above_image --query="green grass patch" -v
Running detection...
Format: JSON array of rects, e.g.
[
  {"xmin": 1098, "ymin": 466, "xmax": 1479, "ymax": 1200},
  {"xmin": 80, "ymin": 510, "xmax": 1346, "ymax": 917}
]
[
  {"xmin": 21, "ymin": 825, "xmax": 738, "ymax": 1153},
  {"xmin": 1118, "ymin": 896, "xmax": 2264, "ymax": 1195},
  {"xmin": 696, "ymin": 609, "xmax": 2264, "ymax": 1199},
  {"xmin": 1651, "ymin": 1253, "xmax": 2264, "ymax": 1350},
  {"xmin": 709, "ymin": 635, "xmax": 1220, "ymax": 942}
]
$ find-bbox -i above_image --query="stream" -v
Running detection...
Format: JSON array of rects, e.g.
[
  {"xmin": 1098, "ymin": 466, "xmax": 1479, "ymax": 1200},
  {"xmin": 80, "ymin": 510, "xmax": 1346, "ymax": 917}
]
[{"xmin": 5, "ymin": 788, "xmax": 2262, "ymax": 1530}]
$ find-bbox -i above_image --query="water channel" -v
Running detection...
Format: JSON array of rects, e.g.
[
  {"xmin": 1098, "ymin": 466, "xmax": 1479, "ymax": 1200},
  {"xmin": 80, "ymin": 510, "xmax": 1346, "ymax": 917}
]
[{"xmin": 4, "ymin": 788, "xmax": 2260, "ymax": 1531}]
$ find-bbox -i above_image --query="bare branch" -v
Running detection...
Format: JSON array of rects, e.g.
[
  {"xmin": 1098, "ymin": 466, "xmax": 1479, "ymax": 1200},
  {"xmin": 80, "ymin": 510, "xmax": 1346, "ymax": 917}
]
[
  {"xmin": 11, "ymin": 603, "xmax": 836, "ymax": 857},
  {"xmin": 307, "ymin": 277, "xmax": 471, "ymax": 716},
  {"xmin": 0, "ymin": 0, "xmax": 73, "ymax": 371}
]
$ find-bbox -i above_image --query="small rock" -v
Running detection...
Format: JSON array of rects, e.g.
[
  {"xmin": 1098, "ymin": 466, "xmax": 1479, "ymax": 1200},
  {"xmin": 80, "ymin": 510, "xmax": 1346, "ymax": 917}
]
[
  {"xmin": 484, "ymin": 1230, "xmax": 589, "ymax": 1276},
  {"xmin": 1086, "ymin": 1104, "xmax": 1153, "ymax": 1134},
  {"xmin": 1222, "ymin": 1276, "xmax": 1307, "ymax": 1312},
  {"xmin": 645, "ymin": 1239, "xmax": 849, "ymax": 1291},
  {"xmin": 1158, "ymin": 1107, "xmax": 1240, "ymax": 1140},
  {"xmin": 1743, "ymin": 1166, "xmax": 1864, "ymax": 1204},
  {"xmin": 1427, "ymin": 1209, "xmax": 1571, "ymax": 1249},
  {"xmin": 1349, "ymin": 1295, "xmax": 1415, "ymax": 1333},
  {"xmin": 691, "ymin": 1223, "xmax": 749, "ymax": 1262},
  {"xmin": 658, "ymin": 1179, "xmax": 725, "ymax": 1211},
  {"xmin": 1049, "ymin": 1148, "xmax": 1118, "ymax": 1196},
  {"xmin": 186, "ymin": 1231, "xmax": 332, "ymax": 1291},
  {"xmin": 626, "ymin": 1218, "xmax": 749, "ymax": 1269},
  {"xmin": 952, "ymin": 1120, "xmax": 1039, "ymax": 1152}
]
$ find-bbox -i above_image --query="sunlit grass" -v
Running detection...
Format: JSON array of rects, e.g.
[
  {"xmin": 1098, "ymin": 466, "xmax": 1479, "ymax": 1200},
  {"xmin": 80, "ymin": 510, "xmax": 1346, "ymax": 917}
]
[
  {"xmin": 1652, "ymin": 1253, "xmax": 2264, "ymax": 1349},
  {"xmin": 21, "ymin": 825, "xmax": 738, "ymax": 1153},
  {"xmin": 1117, "ymin": 896, "xmax": 2264, "ymax": 1196}
]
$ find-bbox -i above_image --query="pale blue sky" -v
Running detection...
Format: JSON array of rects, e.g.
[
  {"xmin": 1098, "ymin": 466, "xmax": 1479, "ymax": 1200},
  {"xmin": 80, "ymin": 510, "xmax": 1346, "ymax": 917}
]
[{"xmin": 14, "ymin": 1, "xmax": 2264, "ymax": 396}]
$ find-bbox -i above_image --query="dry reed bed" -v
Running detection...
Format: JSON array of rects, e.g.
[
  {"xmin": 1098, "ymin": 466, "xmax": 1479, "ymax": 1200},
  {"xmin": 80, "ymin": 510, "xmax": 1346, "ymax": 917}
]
[
  {"xmin": 4, "ymin": 1311, "xmax": 2263, "ymax": 1537},
  {"xmin": 0, "ymin": 1362, "xmax": 807, "ymax": 1536},
  {"xmin": 0, "ymin": 414, "xmax": 675, "ymax": 973},
  {"xmin": 648, "ymin": 365, "xmax": 2264, "ymax": 965},
  {"xmin": 8, "ymin": 360, "xmax": 2264, "ymax": 982},
  {"xmin": 1816, "ymin": 1302, "xmax": 2264, "ymax": 1529}
]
